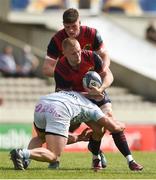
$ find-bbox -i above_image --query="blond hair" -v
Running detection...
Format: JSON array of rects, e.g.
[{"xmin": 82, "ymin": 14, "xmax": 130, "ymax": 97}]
[{"xmin": 62, "ymin": 38, "xmax": 79, "ymax": 50}]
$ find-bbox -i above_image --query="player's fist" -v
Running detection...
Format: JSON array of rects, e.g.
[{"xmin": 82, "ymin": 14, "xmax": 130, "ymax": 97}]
[{"xmin": 78, "ymin": 128, "xmax": 93, "ymax": 142}]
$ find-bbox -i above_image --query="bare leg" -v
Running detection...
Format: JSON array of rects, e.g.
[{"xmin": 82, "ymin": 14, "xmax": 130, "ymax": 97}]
[
  {"xmin": 100, "ymin": 103, "xmax": 143, "ymax": 170},
  {"xmin": 28, "ymin": 125, "xmax": 45, "ymax": 149},
  {"xmin": 29, "ymin": 134, "xmax": 67, "ymax": 163},
  {"xmin": 28, "ymin": 136, "xmax": 44, "ymax": 149},
  {"xmin": 29, "ymin": 147, "xmax": 57, "ymax": 162}
]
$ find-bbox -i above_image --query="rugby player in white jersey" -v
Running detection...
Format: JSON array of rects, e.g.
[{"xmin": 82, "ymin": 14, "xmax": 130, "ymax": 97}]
[{"xmin": 10, "ymin": 91, "xmax": 125, "ymax": 170}]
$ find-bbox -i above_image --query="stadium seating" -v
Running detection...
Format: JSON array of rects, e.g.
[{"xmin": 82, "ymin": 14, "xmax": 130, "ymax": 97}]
[
  {"xmin": 0, "ymin": 77, "xmax": 156, "ymax": 124},
  {"xmin": 0, "ymin": 77, "xmax": 53, "ymax": 123}
]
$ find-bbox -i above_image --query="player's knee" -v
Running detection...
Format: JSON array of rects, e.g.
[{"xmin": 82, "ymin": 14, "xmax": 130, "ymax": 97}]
[{"xmin": 48, "ymin": 153, "xmax": 58, "ymax": 162}]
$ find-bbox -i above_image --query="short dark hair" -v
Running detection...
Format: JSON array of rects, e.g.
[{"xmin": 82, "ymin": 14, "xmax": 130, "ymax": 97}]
[{"xmin": 63, "ymin": 8, "xmax": 79, "ymax": 23}]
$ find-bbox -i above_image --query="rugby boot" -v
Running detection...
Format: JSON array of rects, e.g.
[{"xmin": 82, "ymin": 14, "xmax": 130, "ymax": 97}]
[{"xmin": 129, "ymin": 160, "xmax": 143, "ymax": 171}]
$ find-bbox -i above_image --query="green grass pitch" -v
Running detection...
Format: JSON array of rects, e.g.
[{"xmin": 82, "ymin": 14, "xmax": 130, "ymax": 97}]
[{"xmin": 0, "ymin": 151, "xmax": 156, "ymax": 179}]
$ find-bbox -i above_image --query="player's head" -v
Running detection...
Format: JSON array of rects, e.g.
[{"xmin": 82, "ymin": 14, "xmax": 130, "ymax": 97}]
[
  {"xmin": 62, "ymin": 38, "xmax": 81, "ymax": 67},
  {"xmin": 63, "ymin": 8, "xmax": 81, "ymax": 38}
]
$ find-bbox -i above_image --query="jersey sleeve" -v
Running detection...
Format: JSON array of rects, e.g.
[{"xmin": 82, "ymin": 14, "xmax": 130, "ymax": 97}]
[
  {"xmin": 54, "ymin": 71, "xmax": 72, "ymax": 90},
  {"xmin": 47, "ymin": 37, "xmax": 61, "ymax": 59},
  {"xmin": 93, "ymin": 30, "xmax": 104, "ymax": 51},
  {"xmin": 93, "ymin": 52, "xmax": 103, "ymax": 73}
]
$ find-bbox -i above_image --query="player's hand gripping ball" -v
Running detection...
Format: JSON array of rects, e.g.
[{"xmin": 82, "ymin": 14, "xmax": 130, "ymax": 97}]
[{"xmin": 83, "ymin": 71, "xmax": 102, "ymax": 90}]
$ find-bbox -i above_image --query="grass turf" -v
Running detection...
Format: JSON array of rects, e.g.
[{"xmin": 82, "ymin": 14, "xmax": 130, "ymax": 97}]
[{"xmin": 0, "ymin": 151, "xmax": 156, "ymax": 179}]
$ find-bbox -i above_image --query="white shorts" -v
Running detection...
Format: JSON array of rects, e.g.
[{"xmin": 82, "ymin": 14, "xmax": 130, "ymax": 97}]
[
  {"xmin": 34, "ymin": 92, "xmax": 105, "ymax": 138},
  {"xmin": 34, "ymin": 100, "xmax": 71, "ymax": 138}
]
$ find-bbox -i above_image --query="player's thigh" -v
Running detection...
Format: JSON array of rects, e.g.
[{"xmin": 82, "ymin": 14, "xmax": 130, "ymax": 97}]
[
  {"xmin": 46, "ymin": 134, "xmax": 67, "ymax": 157},
  {"xmin": 44, "ymin": 100, "xmax": 72, "ymax": 139},
  {"xmin": 45, "ymin": 108, "xmax": 70, "ymax": 138}
]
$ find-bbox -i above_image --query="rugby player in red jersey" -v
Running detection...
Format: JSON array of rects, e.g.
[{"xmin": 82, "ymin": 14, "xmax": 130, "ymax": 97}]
[
  {"xmin": 42, "ymin": 8, "xmax": 110, "ymax": 170},
  {"xmin": 54, "ymin": 37, "xmax": 143, "ymax": 171},
  {"xmin": 42, "ymin": 8, "xmax": 110, "ymax": 76},
  {"xmin": 42, "ymin": 8, "xmax": 143, "ymax": 171}
]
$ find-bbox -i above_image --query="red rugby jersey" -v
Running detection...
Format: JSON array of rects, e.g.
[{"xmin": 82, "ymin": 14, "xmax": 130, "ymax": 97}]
[
  {"xmin": 47, "ymin": 26, "xmax": 104, "ymax": 59},
  {"xmin": 54, "ymin": 50, "xmax": 103, "ymax": 92}
]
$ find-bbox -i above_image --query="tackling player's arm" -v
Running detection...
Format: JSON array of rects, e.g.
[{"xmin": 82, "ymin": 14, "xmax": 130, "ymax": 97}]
[{"xmin": 67, "ymin": 128, "xmax": 93, "ymax": 144}]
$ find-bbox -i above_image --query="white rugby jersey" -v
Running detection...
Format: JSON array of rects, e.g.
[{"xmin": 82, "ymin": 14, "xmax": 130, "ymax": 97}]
[{"xmin": 39, "ymin": 91, "xmax": 104, "ymax": 123}]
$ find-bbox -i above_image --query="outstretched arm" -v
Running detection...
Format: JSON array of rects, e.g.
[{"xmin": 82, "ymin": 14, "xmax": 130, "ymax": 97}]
[{"xmin": 67, "ymin": 128, "xmax": 93, "ymax": 144}]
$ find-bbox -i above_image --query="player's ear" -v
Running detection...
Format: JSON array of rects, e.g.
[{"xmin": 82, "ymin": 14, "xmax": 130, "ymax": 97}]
[
  {"xmin": 62, "ymin": 49, "xmax": 66, "ymax": 56},
  {"xmin": 79, "ymin": 21, "xmax": 81, "ymax": 25}
]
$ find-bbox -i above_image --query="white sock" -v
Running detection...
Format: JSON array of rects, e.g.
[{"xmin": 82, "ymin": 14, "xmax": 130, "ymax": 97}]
[
  {"xmin": 93, "ymin": 154, "xmax": 101, "ymax": 160},
  {"xmin": 22, "ymin": 149, "xmax": 30, "ymax": 159},
  {"xmin": 126, "ymin": 155, "xmax": 134, "ymax": 164}
]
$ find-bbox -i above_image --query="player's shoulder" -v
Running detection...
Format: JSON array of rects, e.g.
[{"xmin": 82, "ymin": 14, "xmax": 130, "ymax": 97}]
[
  {"xmin": 53, "ymin": 28, "xmax": 67, "ymax": 40},
  {"xmin": 81, "ymin": 25, "xmax": 96, "ymax": 31},
  {"xmin": 81, "ymin": 25, "xmax": 97, "ymax": 36}
]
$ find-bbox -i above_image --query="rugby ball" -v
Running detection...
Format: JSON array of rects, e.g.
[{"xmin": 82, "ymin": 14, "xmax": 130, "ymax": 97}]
[{"xmin": 83, "ymin": 71, "xmax": 102, "ymax": 89}]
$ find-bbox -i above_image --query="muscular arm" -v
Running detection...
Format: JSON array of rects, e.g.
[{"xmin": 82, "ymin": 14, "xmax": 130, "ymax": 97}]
[
  {"xmin": 86, "ymin": 68, "xmax": 113, "ymax": 100},
  {"xmin": 93, "ymin": 29, "xmax": 110, "ymax": 70},
  {"xmin": 99, "ymin": 68, "xmax": 114, "ymax": 92},
  {"xmin": 67, "ymin": 128, "xmax": 92, "ymax": 144},
  {"xmin": 86, "ymin": 51, "xmax": 113, "ymax": 97},
  {"xmin": 96, "ymin": 47, "xmax": 110, "ymax": 72},
  {"xmin": 67, "ymin": 134, "xmax": 80, "ymax": 144},
  {"xmin": 42, "ymin": 57, "xmax": 57, "ymax": 77}
]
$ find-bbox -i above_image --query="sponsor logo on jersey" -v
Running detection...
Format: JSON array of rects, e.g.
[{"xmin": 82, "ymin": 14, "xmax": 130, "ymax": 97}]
[{"xmin": 83, "ymin": 44, "xmax": 91, "ymax": 50}]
